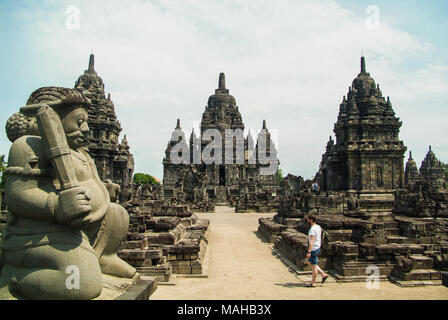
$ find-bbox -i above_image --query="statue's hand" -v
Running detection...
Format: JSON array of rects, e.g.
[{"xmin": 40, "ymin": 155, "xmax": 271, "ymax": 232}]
[{"xmin": 55, "ymin": 187, "xmax": 92, "ymax": 228}]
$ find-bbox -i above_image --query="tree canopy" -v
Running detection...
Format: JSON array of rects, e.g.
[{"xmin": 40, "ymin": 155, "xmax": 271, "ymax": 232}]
[
  {"xmin": 0, "ymin": 154, "xmax": 6, "ymax": 189},
  {"xmin": 278, "ymin": 168, "xmax": 284, "ymax": 184},
  {"xmin": 133, "ymin": 173, "xmax": 159, "ymax": 185}
]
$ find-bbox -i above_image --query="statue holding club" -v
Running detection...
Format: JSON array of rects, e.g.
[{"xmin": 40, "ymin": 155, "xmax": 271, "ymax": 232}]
[{"xmin": 0, "ymin": 87, "xmax": 136, "ymax": 300}]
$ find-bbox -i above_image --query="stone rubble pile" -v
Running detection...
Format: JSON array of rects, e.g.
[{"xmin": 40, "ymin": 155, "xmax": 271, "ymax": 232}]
[{"xmin": 118, "ymin": 197, "xmax": 210, "ymax": 283}]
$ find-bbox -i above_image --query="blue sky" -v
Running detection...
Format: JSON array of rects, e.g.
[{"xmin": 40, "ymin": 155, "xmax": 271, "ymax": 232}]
[
  {"xmin": 0, "ymin": 0, "xmax": 447, "ymax": 179},
  {"xmin": 341, "ymin": 0, "xmax": 448, "ymax": 52}
]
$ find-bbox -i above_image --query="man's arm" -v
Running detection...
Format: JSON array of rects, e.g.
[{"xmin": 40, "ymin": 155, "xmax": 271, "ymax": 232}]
[
  {"xmin": 306, "ymin": 234, "xmax": 315, "ymax": 258},
  {"xmin": 308, "ymin": 235, "xmax": 315, "ymax": 253}
]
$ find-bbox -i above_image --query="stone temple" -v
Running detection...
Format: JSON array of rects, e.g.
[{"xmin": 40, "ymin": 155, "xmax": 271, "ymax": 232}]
[
  {"xmin": 316, "ymin": 56, "xmax": 406, "ymax": 193},
  {"xmin": 259, "ymin": 57, "xmax": 448, "ymax": 286},
  {"xmin": 162, "ymin": 73, "xmax": 280, "ymax": 204},
  {"xmin": 74, "ymin": 54, "xmax": 135, "ymax": 189},
  {"xmin": 315, "ymin": 56, "xmax": 407, "ymax": 219}
]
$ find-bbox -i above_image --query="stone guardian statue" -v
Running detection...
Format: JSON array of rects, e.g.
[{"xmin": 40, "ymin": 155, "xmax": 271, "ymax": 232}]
[{"xmin": 0, "ymin": 87, "xmax": 136, "ymax": 300}]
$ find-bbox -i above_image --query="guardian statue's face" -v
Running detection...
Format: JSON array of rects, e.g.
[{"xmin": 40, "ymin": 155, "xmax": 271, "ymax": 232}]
[{"xmin": 60, "ymin": 107, "xmax": 89, "ymax": 149}]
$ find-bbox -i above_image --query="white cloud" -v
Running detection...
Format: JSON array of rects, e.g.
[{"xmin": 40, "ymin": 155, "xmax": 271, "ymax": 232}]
[{"xmin": 7, "ymin": 0, "xmax": 448, "ymax": 179}]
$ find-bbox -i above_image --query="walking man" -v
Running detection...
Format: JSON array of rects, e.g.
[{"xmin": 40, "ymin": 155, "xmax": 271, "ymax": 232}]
[{"xmin": 305, "ymin": 214, "xmax": 328, "ymax": 287}]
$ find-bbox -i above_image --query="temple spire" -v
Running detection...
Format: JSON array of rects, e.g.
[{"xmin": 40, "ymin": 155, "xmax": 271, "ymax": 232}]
[
  {"xmin": 361, "ymin": 56, "xmax": 366, "ymax": 74},
  {"xmin": 262, "ymin": 120, "xmax": 267, "ymax": 130},
  {"xmin": 176, "ymin": 118, "xmax": 181, "ymax": 129},
  {"xmin": 219, "ymin": 72, "xmax": 226, "ymax": 89},
  {"xmin": 88, "ymin": 53, "xmax": 95, "ymax": 72},
  {"xmin": 409, "ymin": 151, "xmax": 413, "ymax": 160}
]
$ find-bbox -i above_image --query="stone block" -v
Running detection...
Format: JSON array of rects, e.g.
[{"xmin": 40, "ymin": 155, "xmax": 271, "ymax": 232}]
[
  {"xmin": 167, "ymin": 254, "xmax": 177, "ymax": 261},
  {"xmin": 192, "ymin": 266, "xmax": 203, "ymax": 274},
  {"xmin": 359, "ymin": 242, "xmax": 375, "ymax": 255},
  {"xmin": 168, "ymin": 245, "xmax": 183, "ymax": 254},
  {"xmin": 183, "ymin": 244, "xmax": 200, "ymax": 254},
  {"xmin": 442, "ymin": 273, "xmax": 448, "ymax": 287},
  {"xmin": 177, "ymin": 266, "xmax": 192, "ymax": 274},
  {"xmin": 410, "ymin": 255, "xmax": 433, "ymax": 270},
  {"xmin": 125, "ymin": 259, "xmax": 149, "ymax": 267},
  {"xmin": 127, "ymin": 250, "xmax": 146, "ymax": 260},
  {"xmin": 177, "ymin": 260, "xmax": 191, "ymax": 267},
  {"xmin": 145, "ymin": 249, "xmax": 163, "ymax": 260},
  {"xmin": 429, "ymin": 270, "xmax": 441, "ymax": 280},
  {"xmin": 115, "ymin": 277, "xmax": 158, "ymax": 300}
]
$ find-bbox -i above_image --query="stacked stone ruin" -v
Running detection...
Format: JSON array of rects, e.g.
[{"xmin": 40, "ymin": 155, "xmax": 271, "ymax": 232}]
[
  {"xmin": 117, "ymin": 193, "xmax": 210, "ymax": 283},
  {"xmin": 259, "ymin": 57, "xmax": 448, "ymax": 286}
]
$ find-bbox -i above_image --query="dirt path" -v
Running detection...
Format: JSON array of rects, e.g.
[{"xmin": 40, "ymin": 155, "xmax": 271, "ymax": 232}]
[{"xmin": 151, "ymin": 206, "xmax": 448, "ymax": 300}]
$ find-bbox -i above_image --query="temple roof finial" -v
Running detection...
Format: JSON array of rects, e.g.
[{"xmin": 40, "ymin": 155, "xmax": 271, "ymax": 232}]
[
  {"xmin": 262, "ymin": 120, "xmax": 267, "ymax": 130},
  {"xmin": 361, "ymin": 56, "xmax": 366, "ymax": 74},
  {"xmin": 429, "ymin": 145, "xmax": 432, "ymax": 152},
  {"xmin": 409, "ymin": 151, "xmax": 413, "ymax": 160},
  {"xmin": 176, "ymin": 118, "xmax": 181, "ymax": 129},
  {"xmin": 219, "ymin": 73, "xmax": 226, "ymax": 89},
  {"xmin": 88, "ymin": 53, "xmax": 95, "ymax": 72}
]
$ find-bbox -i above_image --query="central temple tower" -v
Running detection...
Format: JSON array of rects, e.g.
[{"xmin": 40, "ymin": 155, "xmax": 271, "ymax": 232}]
[{"xmin": 163, "ymin": 73, "xmax": 279, "ymax": 202}]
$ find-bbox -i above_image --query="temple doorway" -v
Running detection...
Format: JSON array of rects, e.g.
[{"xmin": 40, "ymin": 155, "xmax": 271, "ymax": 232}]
[{"xmin": 219, "ymin": 166, "xmax": 226, "ymax": 186}]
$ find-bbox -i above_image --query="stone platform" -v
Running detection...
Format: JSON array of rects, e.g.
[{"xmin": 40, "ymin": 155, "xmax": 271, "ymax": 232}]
[
  {"xmin": 98, "ymin": 274, "xmax": 158, "ymax": 300},
  {"xmin": 114, "ymin": 276, "xmax": 158, "ymax": 300},
  {"xmin": 259, "ymin": 210, "xmax": 448, "ymax": 287},
  {"xmin": 0, "ymin": 273, "xmax": 157, "ymax": 300}
]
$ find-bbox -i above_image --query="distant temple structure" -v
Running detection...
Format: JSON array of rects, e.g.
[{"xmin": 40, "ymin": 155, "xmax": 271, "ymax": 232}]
[
  {"xmin": 316, "ymin": 57, "xmax": 407, "ymax": 193},
  {"xmin": 75, "ymin": 54, "xmax": 135, "ymax": 188},
  {"xmin": 405, "ymin": 146, "xmax": 446, "ymax": 192},
  {"xmin": 163, "ymin": 73, "xmax": 279, "ymax": 203}
]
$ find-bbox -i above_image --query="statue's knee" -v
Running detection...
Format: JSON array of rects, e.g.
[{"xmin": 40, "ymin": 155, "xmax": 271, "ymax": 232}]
[
  {"xmin": 62, "ymin": 254, "xmax": 103, "ymax": 299},
  {"xmin": 76, "ymin": 269, "xmax": 103, "ymax": 299},
  {"xmin": 108, "ymin": 203, "xmax": 129, "ymax": 226}
]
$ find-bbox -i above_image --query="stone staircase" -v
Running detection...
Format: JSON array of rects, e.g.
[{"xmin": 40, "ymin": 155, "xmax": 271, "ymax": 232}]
[{"xmin": 215, "ymin": 186, "xmax": 228, "ymax": 204}]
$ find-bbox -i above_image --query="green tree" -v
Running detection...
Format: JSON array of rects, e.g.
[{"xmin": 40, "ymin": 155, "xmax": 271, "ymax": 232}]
[
  {"xmin": 0, "ymin": 154, "xmax": 6, "ymax": 189},
  {"xmin": 278, "ymin": 168, "xmax": 284, "ymax": 184},
  {"xmin": 133, "ymin": 173, "xmax": 159, "ymax": 186}
]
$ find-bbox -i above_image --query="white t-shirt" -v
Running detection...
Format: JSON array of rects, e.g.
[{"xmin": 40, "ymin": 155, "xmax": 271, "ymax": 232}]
[{"xmin": 308, "ymin": 224, "xmax": 322, "ymax": 251}]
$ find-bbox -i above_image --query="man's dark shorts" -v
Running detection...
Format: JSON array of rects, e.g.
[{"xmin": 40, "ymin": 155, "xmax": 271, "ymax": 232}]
[{"xmin": 308, "ymin": 249, "xmax": 320, "ymax": 265}]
